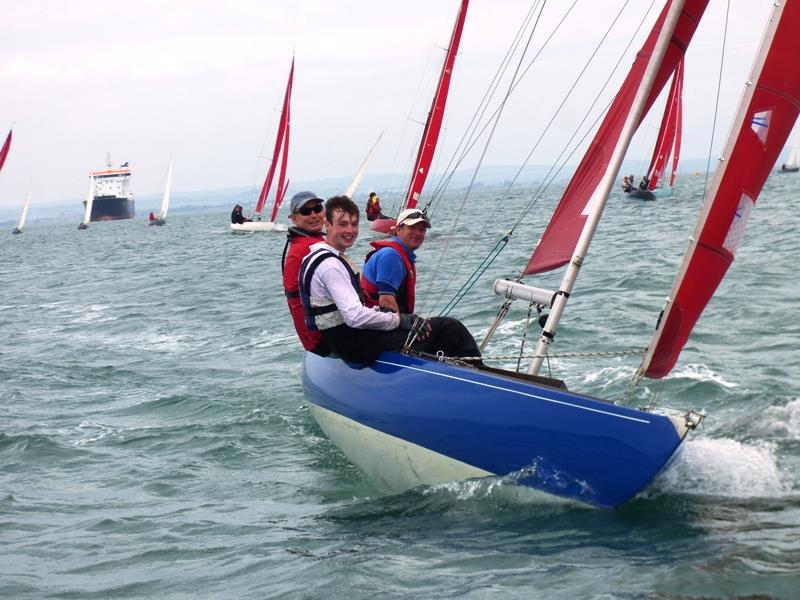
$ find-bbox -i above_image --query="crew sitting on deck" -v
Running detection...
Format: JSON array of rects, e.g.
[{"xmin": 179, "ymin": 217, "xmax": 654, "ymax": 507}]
[
  {"xmin": 231, "ymin": 204, "xmax": 252, "ymax": 224},
  {"xmin": 281, "ymin": 191, "xmax": 328, "ymax": 356},
  {"xmin": 149, "ymin": 211, "xmax": 156, "ymax": 221},
  {"xmin": 621, "ymin": 176, "xmax": 634, "ymax": 193},
  {"xmin": 298, "ymin": 196, "xmax": 481, "ymax": 364}
]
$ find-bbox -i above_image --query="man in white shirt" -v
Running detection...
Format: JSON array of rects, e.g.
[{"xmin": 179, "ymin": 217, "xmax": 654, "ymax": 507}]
[{"xmin": 298, "ymin": 196, "xmax": 480, "ymax": 364}]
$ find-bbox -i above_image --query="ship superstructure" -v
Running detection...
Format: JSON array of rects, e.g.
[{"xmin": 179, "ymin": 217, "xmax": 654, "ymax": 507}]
[{"xmin": 84, "ymin": 153, "xmax": 135, "ymax": 221}]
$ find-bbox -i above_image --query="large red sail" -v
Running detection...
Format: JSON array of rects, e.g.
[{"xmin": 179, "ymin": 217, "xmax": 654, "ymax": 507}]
[
  {"xmin": 271, "ymin": 105, "xmax": 291, "ymax": 222},
  {"xmin": 526, "ymin": 0, "xmax": 708, "ymax": 275},
  {"xmin": 403, "ymin": 0, "xmax": 469, "ymax": 209},
  {"xmin": 0, "ymin": 129, "xmax": 11, "ymax": 173},
  {"xmin": 642, "ymin": 0, "xmax": 800, "ymax": 378},
  {"xmin": 646, "ymin": 58, "xmax": 683, "ymax": 190},
  {"xmin": 256, "ymin": 58, "xmax": 294, "ymax": 218},
  {"xmin": 669, "ymin": 63, "xmax": 683, "ymax": 187}
]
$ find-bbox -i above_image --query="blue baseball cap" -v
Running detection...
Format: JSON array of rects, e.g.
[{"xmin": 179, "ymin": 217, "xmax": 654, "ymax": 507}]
[{"xmin": 289, "ymin": 191, "xmax": 323, "ymax": 213}]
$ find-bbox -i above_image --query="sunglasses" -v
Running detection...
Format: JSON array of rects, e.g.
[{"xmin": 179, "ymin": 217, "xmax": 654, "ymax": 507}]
[{"xmin": 297, "ymin": 203, "xmax": 324, "ymax": 216}]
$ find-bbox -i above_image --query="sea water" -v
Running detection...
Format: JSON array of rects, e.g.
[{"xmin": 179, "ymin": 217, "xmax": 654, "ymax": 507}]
[{"xmin": 1, "ymin": 176, "xmax": 798, "ymax": 599}]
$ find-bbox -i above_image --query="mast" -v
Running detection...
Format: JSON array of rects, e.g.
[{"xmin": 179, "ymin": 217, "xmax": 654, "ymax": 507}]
[
  {"xmin": 345, "ymin": 129, "xmax": 385, "ymax": 199},
  {"xmin": 256, "ymin": 57, "xmax": 294, "ymax": 219},
  {"xmin": 403, "ymin": 0, "xmax": 469, "ymax": 210},
  {"xmin": 638, "ymin": 0, "xmax": 800, "ymax": 379},
  {"xmin": 528, "ymin": 0, "xmax": 691, "ymax": 376}
]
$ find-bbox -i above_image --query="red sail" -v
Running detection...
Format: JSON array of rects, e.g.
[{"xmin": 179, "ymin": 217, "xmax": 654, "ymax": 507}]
[
  {"xmin": 643, "ymin": 0, "xmax": 800, "ymax": 378},
  {"xmin": 669, "ymin": 62, "xmax": 683, "ymax": 187},
  {"xmin": 0, "ymin": 129, "xmax": 11, "ymax": 173},
  {"xmin": 526, "ymin": 0, "xmax": 709, "ymax": 275},
  {"xmin": 403, "ymin": 0, "xmax": 469, "ymax": 209},
  {"xmin": 271, "ymin": 104, "xmax": 291, "ymax": 222},
  {"xmin": 256, "ymin": 57, "xmax": 294, "ymax": 217},
  {"xmin": 646, "ymin": 59, "xmax": 683, "ymax": 190}
]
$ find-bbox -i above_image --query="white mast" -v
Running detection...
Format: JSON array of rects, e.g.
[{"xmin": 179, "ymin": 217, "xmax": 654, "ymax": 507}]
[{"xmin": 529, "ymin": 0, "xmax": 687, "ymax": 376}]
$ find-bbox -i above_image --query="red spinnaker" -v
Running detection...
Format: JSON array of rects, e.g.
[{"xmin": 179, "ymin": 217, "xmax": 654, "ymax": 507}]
[
  {"xmin": 526, "ymin": 0, "xmax": 709, "ymax": 275},
  {"xmin": 643, "ymin": 0, "xmax": 800, "ymax": 378},
  {"xmin": 403, "ymin": 0, "xmax": 469, "ymax": 209},
  {"xmin": 256, "ymin": 58, "xmax": 294, "ymax": 219},
  {"xmin": 0, "ymin": 129, "xmax": 12, "ymax": 173}
]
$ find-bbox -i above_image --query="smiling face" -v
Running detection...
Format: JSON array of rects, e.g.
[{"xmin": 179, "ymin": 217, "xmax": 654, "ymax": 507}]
[
  {"xmin": 289, "ymin": 201, "xmax": 325, "ymax": 233},
  {"xmin": 325, "ymin": 208, "xmax": 359, "ymax": 252},
  {"xmin": 395, "ymin": 222, "xmax": 428, "ymax": 251}
]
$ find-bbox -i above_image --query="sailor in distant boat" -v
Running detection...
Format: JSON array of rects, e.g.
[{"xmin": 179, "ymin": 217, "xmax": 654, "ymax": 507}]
[
  {"xmin": 149, "ymin": 211, "xmax": 156, "ymax": 222},
  {"xmin": 621, "ymin": 175, "xmax": 634, "ymax": 193},
  {"xmin": 365, "ymin": 192, "xmax": 387, "ymax": 221},
  {"xmin": 638, "ymin": 175, "xmax": 650, "ymax": 190},
  {"xmin": 230, "ymin": 204, "xmax": 252, "ymax": 224},
  {"xmin": 282, "ymin": 191, "xmax": 328, "ymax": 355},
  {"xmin": 298, "ymin": 196, "xmax": 481, "ymax": 364}
]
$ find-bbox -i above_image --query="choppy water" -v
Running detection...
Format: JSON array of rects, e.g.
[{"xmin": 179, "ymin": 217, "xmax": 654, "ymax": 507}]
[{"xmin": 2, "ymin": 175, "xmax": 799, "ymax": 599}]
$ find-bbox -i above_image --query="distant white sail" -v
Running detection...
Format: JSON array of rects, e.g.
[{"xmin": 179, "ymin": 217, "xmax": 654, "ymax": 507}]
[
  {"xmin": 786, "ymin": 129, "xmax": 799, "ymax": 169},
  {"xmin": 81, "ymin": 175, "xmax": 95, "ymax": 226},
  {"xmin": 345, "ymin": 129, "xmax": 385, "ymax": 199},
  {"xmin": 159, "ymin": 157, "xmax": 173, "ymax": 220},
  {"xmin": 15, "ymin": 184, "xmax": 32, "ymax": 232}
]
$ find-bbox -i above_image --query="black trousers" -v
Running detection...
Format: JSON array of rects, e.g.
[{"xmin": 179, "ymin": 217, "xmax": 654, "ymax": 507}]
[{"xmin": 322, "ymin": 316, "xmax": 480, "ymax": 364}]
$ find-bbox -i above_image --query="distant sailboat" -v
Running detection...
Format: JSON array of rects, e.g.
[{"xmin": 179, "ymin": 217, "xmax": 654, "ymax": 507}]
[
  {"xmin": 149, "ymin": 157, "xmax": 173, "ymax": 226},
  {"xmin": 78, "ymin": 176, "xmax": 95, "ymax": 230},
  {"xmin": 780, "ymin": 128, "xmax": 799, "ymax": 172},
  {"xmin": 628, "ymin": 58, "xmax": 684, "ymax": 200},
  {"xmin": 0, "ymin": 129, "xmax": 11, "ymax": 174},
  {"xmin": 11, "ymin": 183, "xmax": 31, "ymax": 234},
  {"xmin": 232, "ymin": 57, "xmax": 294, "ymax": 233},
  {"xmin": 370, "ymin": 0, "xmax": 468, "ymax": 234}
]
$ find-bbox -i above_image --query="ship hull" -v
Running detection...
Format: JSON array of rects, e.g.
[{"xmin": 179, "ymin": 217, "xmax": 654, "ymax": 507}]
[{"xmin": 84, "ymin": 196, "xmax": 135, "ymax": 221}]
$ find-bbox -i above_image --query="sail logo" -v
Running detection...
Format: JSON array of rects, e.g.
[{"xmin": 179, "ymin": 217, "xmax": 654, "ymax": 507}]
[
  {"xmin": 723, "ymin": 193, "xmax": 754, "ymax": 256},
  {"xmin": 751, "ymin": 110, "xmax": 772, "ymax": 146}
]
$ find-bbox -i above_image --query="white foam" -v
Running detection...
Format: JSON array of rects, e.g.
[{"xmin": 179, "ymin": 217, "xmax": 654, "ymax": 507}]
[
  {"xmin": 666, "ymin": 363, "xmax": 738, "ymax": 389},
  {"xmin": 756, "ymin": 398, "xmax": 800, "ymax": 440},
  {"xmin": 653, "ymin": 437, "xmax": 788, "ymax": 498}
]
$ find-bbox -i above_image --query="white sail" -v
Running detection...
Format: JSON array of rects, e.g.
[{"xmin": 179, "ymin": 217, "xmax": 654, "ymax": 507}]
[
  {"xmin": 159, "ymin": 157, "xmax": 173, "ymax": 220},
  {"xmin": 15, "ymin": 184, "xmax": 32, "ymax": 232},
  {"xmin": 345, "ymin": 129, "xmax": 385, "ymax": 199},
  {"xmin": 786, "ymin": 128, "xmax": 800, "ymax": 169},
  {"xmin": 81, "ymin": 175, "xmax": 95, "ymax": 226}
]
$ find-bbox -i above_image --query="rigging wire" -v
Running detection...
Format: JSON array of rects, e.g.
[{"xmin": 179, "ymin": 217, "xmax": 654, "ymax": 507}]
[{"xmin": 702, "ymin": 0, "xmax": 731, "ymax": 198}]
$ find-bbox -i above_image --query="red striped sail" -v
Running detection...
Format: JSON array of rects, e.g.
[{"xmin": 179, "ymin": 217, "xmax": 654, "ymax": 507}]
[
  {"xmin": 642, "ymin": 0, "xmax": 800, "ymax": 378},
  {"xmin": 404, "ymin": 0, "xmax": 469, "ymax": 210},
  {"xmin": 526, "ymin": 0, "xmax": 708, "ymax": 275},
  {"xmin": 256, "ymin": 57, "xmax": 294, "ymax": 219},
  {"xmin": 0, "ymin": 129, "xmax": 11, "ymax": 173},
  {"xmin": 646, "ymin": 58, "xmax": 683, "ymax": 190}
]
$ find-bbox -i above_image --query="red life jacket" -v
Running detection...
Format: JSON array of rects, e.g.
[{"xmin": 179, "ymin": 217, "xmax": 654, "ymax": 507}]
[
  {"xmin": 361, "ymin": 239, "xmax": 416, "ymax": 314},
  {"xmin": 365, "ymin": 201, "xmax": 381, "ymax": 220},
  {"xmin": 282, "ymin": 228, "xmax": 326, "ymax": 353}
]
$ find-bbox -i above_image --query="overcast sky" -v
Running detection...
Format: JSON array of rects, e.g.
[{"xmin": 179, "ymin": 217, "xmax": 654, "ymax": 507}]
[{"xmin": 0, "ymin": 0, "xmax": 778, "ymax": 208}]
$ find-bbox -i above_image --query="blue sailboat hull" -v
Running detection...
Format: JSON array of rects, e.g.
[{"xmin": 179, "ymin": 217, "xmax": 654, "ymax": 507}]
[{"xmin": 302, "ymin": 351, "xmax": 690, "ymax": 508}]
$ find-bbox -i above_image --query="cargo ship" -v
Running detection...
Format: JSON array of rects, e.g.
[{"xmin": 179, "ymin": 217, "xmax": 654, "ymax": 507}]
[{"xmin": 83, "ymin": 154, "xmax": 135, "ymax": 221}]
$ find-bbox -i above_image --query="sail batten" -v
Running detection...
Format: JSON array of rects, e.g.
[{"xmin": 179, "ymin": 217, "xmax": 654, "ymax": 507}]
[
  {"xmin": 526, "ymin": 0, "xmax": 709, "ymax": 275},
  {"xmin": 403, "ymin": 0, "xmax": 469, "ymax": 210},
  {"xmin": 640, "ymin": 0, "xmax": 800, "ymax": 379}
]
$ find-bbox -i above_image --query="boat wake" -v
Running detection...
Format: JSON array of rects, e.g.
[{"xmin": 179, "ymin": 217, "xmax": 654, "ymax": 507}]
[{"xmin": 650, "ymin": 436, "xmax": 788, "ymax": 499}]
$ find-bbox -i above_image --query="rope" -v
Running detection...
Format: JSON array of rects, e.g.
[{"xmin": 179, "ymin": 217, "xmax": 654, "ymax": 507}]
[{"xmin": 445, "ymin": 348, "xmax": 646, "ymax": 362}]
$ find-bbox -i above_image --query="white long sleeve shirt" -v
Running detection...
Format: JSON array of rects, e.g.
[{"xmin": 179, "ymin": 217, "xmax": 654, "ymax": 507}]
[{"xmin": 305, "ymin": 242, "xmax": 399, "ymax": 331}]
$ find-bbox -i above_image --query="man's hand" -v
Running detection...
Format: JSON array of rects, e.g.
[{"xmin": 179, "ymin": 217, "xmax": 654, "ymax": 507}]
[{"xmin": 399, "ymin": 314, "xmax": 432, "ymax": 341}]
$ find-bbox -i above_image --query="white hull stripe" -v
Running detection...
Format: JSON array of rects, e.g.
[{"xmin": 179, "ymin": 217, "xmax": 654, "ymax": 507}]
[{"xmin": 374, "ymin": 359, "xmax": 652, "ymax": 424}]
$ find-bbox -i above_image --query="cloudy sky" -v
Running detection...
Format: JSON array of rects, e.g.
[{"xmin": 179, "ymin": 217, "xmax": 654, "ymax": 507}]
[{"xmin": 0, "ymin": 0, "xmax": 778, "ymax": 207}]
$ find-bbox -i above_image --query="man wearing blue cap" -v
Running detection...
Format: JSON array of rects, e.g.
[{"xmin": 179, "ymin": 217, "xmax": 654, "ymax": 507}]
[{"xmin": 282, "ymin": 191, "xmax": 327, "ymax": 354}]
